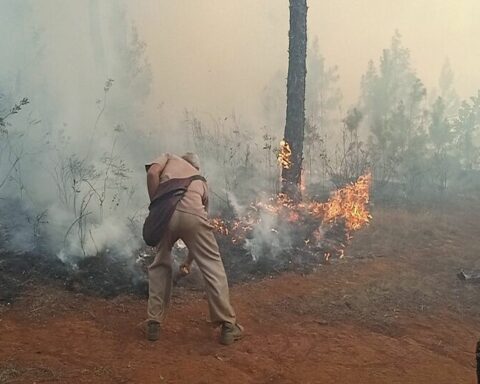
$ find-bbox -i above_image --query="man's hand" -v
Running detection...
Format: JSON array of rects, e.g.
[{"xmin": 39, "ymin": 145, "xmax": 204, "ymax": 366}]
[{"xmin": 179, "ymin": 263, "xmax": 191, "ymax": 276}]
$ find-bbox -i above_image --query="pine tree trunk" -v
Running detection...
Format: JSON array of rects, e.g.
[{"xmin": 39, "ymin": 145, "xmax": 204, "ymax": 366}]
[{"xmin": 282, "ymin": 0, "xmax": 307, "ymax": 201}]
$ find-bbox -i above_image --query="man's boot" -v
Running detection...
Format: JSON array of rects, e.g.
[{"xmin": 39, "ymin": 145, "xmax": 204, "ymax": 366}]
[
  {"xmin": 147, "ymin": 320, "xmax": 160, "ymax": 341},
  {"xmin": 219, "ymin": 322, "xmax": 243, "ymax": 345}
]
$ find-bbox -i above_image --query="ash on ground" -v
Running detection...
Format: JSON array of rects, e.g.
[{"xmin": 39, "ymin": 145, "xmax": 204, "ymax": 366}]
[{"xmin": 0, "ymin": 217, "xmax": 351, "ymax": 303}]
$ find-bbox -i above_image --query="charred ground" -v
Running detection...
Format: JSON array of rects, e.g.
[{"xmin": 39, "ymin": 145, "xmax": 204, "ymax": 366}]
[
  {"xmin": 0, "ymin": 180, "xmax": 361, "ymax": 302},
  {"xmin": 0, "ymin": 219, "xmax": 347, "ymax": 303}
]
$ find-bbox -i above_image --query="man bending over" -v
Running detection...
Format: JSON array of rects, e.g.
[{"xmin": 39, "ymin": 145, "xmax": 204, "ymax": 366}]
[{"xmin": 145, "ymin": 152, "xmax": 243, "ymax": 345}]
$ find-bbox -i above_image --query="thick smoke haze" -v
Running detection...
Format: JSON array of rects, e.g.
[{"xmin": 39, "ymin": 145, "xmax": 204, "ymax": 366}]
[
  {"xmin": 0, "ymin": 1, "xmax": 157, "ymax": 259},
  {"xmin": 2, "ymin": 1, "xmax": 479, "ymax": 135},
  {"xmin": 129, "ymin": 0, "xmax": 480, "ymax": 115},
  {"xmin": 0, "ymin": 0, "xmax": 479, "ymax": 262}
]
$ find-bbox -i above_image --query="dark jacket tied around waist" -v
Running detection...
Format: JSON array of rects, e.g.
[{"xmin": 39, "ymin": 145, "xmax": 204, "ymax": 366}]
[{"xmin": 142, "ymin": 175, "xmax": 207, "ymax": 247}]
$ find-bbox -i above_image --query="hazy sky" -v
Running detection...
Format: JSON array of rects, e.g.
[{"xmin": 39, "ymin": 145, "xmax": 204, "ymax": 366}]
[{"xmin": 128, "ymin": 0, "xmax": 480, "ymax": 118}]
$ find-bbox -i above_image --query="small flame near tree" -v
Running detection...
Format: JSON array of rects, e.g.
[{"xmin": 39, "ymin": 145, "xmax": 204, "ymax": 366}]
[{"xmin": 278, "ymin": 139, "xmax": 292, "ymax": 169}]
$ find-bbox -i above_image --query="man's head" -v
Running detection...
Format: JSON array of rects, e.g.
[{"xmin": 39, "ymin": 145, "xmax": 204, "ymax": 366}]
[{"xmin": 181, "ymin": 152, "xmax": 201, "ymax": 170}]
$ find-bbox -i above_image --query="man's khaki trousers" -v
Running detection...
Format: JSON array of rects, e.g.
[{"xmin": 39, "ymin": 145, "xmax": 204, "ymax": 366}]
[{"xmin": 147, "ymin": 209, "xmax": 236, "ymax": 325}]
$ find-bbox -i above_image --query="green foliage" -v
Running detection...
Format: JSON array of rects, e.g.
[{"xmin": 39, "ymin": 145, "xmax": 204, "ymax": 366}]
[
  {"xmin": 438, "ymin": 59, "xmax": 460, "ymax": 118},
  {"xmin": 360, "ymin": 32, "xmax": 429, "ymax": 194},
  {"xmin": 306, "ymin": 37, "xmax": 342, "ymax": 129},
  {"xmin": 453, "ymin": 91, "xmax": 480, "ymax": 170},
  {"xmin": 428, "ymin": 97, "xmax": 454, "ymax": 191},
  {"xmin": 328, "ymin": 108, "xmax": 369, "ymax": 187},
  {"xmin": 356, "ymin": 31, "xmax": 480, "ymax": 196},
  {"xmin": 429, "ymin": 97, "xmax": 452, "ymax": 149}
]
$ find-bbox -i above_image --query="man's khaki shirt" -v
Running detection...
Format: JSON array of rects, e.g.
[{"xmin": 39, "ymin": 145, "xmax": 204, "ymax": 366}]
[{"xmin": 146, "ymin": 153, "xmax": 208, "ymax": 219}]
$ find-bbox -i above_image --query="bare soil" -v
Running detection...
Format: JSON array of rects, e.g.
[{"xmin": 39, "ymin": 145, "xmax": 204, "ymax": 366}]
[{"xmin": 1, "ymin": 197, "xmax": 480, "ymax": 383}]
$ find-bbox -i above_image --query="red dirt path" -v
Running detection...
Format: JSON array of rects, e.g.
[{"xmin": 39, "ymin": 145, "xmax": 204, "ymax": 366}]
[{"xmin": 1, "ymin": 202, "xmax": 480, "ymax": 383}]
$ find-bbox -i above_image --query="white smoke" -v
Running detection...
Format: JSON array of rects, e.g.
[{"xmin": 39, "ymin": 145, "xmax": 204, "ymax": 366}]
[
  {"xmin": 0, "ymin": 1, "xmax": 288, "ymax": 265},
  {"xmin": 0, "ymin": 1, "xmax": 157, "ymax": 263}
]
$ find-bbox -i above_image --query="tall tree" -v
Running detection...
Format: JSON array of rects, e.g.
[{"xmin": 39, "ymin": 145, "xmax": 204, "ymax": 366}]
[
  {"xmin": 438, "ymin": 58, "xmax": 460, "ymax": 118},
  {"xmin": 360, "ymin": 31, "xmax": 427, "ymax": 190},
  {"xmin": 454, "ymin": 91, "xmax": 480, "ymax": 171},
  {"xmin": 282, "ymin": 0, "xmax": 307, "ymax": 201},
  {"xmin": 429, "ymin": 97, "xmax": 452, "ymax": 190},
  {"xmin": 304, "ymin": 37, "xmax": 342, "ymax": 183},
  {"xmin": 305, "ymin": 37, "xmax": 342, "ymax": 131}
]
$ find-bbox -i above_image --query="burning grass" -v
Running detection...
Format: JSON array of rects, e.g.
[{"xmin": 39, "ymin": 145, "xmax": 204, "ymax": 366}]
[
  {"xmin": 212, "ymin": 172, "xmax": 372, "ymax": 258},
  {"xmin": 0, "ymin": 174, "xmax": 372, "ymax": 301}
]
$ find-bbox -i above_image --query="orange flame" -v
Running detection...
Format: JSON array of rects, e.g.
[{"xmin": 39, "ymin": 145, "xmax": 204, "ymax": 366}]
[
  {"xmin": 210, "ymin": 218, "xmax": 229, "ymax": 236},
  {"xmin": 321, "ymin": 173, "xmax": 372, "ymax": 231},
  {"xmin": 278, "ymin": 139, "xmax": 292, "ymax": 169},
  {"xmin": 211, "ymin": 173, "xmax": 373, "ymax": 255}
]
